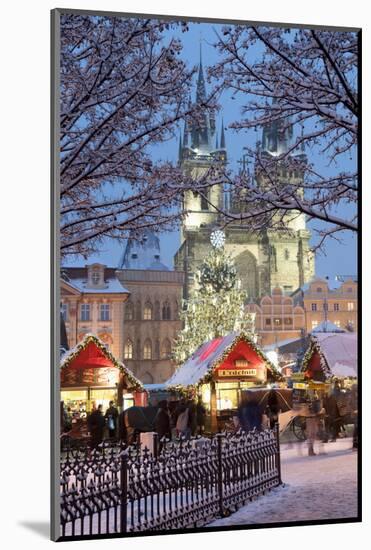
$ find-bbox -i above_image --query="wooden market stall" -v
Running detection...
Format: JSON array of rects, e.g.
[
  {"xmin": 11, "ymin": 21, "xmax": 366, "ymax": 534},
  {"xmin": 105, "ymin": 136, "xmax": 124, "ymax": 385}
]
[
  {"xmin": 60, "ymin": 334, "xmax": 146, "ymax": 421},
  {"xmin": 166, "ymin": 331, "xmax": 283, "ymax": 432},
  {"xmin": 298, "ymin": 332, "xmax": 357, "ymax": 387}
]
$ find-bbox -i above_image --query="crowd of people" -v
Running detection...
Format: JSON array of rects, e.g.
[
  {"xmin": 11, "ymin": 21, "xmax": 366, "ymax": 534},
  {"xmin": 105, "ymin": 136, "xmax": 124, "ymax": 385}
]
[{"xmin": 61, "ymin": 382, "xmax": 358, "ymax": 456}]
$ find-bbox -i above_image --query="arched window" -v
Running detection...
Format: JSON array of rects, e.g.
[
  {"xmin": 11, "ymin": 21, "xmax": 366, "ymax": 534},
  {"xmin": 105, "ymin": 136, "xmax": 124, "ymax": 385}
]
[
  {"xmin": 154, "ymin": 300, "xmax": 161, "ymax": 320},
  {"xmin": 162, "ymin": 301, "xmax": 171, "ymax": 320},
  {"xmin": 200, "ymin": 190, "xmax": 209, "ymax": 211},
  {"xmin": 125, "ymin": 302, "xmax": 134, "ymax": 320},
  {"xmin": 284, "ymin": 249, "xmax": 290, "ymax": 260},
  {"xmin": 143, "ymin": 302, "xmax": 153, "ymax": 320},
  {"xmin": 161, "ymin": 338, "xmax": 172, "ymax": 359},
  {"xmin": 135, "ymin": 300, "xmax": 142, "ymax": 320},
  {"xmin": 124, "ymin": 339, "xmax": 133, "ymax": 360},
  {"xmin": 155, "ymin": 339, "xmax": 160, "ymax": 359},
  {"xmin": 143, "ymin": 340, "xmax": 152, "ymax": 360}
]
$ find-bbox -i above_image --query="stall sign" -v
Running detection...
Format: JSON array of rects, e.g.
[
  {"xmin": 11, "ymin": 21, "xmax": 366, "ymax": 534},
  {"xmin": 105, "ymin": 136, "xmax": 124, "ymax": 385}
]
[
  {"xmin": 219, "ymin": 368, "xmax": 257, "ymax": 377},
  {"xmin": 293, "ymin": 382, "xmax": 307, "ymax": 389}
]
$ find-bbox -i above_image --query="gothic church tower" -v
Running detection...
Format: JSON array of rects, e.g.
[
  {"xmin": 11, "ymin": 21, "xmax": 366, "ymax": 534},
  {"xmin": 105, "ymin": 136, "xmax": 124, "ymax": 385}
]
[{"xmin": 174, "ymin": 55, "xmax": 315, "ymax": 302}]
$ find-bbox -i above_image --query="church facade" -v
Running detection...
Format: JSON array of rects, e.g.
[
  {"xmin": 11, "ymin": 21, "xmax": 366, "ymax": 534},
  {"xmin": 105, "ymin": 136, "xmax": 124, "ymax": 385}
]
[{"xmin": 174, "ymin": 56, "xmax": 315, "ymax": 301}]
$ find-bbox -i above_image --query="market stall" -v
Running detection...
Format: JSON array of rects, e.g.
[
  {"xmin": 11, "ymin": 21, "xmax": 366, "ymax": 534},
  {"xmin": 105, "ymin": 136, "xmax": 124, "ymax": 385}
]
[
  {"xmin": 166, "ymin": 331, "xmax": 283, "ymax": 432},
  {"xmin": 60, "ymin": 334, "xmax": 146, "ymax": 422}
]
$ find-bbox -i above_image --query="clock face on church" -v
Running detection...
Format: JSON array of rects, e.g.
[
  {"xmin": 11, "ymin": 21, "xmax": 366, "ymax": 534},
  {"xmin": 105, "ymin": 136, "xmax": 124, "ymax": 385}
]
[{"xmin": 210, "ymin": 230, "xmax": 225, "ymax": 249}]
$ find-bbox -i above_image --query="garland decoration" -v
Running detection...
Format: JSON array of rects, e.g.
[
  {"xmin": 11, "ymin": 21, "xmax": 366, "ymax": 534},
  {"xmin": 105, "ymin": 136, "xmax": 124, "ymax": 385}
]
[{"xmin": 60, "ymin": 333, "xmax": 144, "ymax": 391}]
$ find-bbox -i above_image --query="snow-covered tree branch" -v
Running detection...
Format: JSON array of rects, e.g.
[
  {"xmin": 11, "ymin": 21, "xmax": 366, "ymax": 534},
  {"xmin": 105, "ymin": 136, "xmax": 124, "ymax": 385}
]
[
  {"xmin": 203, "ymin": 26, "xmax": 359, "ymax": 249},
  {"xmin": 60, "ymin": 15, "xmax": 216, "ymax": 259}
]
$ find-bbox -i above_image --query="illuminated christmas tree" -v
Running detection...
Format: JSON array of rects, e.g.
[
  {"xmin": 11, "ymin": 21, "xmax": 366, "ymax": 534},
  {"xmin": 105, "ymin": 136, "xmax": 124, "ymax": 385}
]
[{"xmin": 172, "ymin": 230, "xmax": 255, "ymax": 364}]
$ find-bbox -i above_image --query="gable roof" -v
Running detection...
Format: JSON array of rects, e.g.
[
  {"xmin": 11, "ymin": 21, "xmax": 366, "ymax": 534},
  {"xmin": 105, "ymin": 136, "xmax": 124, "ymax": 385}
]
[
  {"xmin": 60, "ymin": 334, "xmax": 143, "ymax": 390},
  {"xmin": 167, "ymin": 332, "xmax": 282, "ymax": 388},
  {"xmin": 312, "ymin": 320, "xmax": 346, "ymax": 333},
  {"xmin": 301, "ymin": 332, "xmax": 357, "ymax": 379}
]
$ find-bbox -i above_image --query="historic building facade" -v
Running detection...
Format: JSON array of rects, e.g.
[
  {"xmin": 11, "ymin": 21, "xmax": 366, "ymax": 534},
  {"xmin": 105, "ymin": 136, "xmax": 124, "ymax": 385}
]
[
  {"xmin": 174, "ymin": 56, "xmax": 315, "ymax": 301},
  {"xmin": 246, "ymin": 286, "xmax": 306, "ymax": 348},
  {"xmin": 292, "ymin": 276, "xmax": 358, "ymax": 333},
  {"xmin": 60, "ymin": 263, "xmax": 129, "ymax": 360},
  {"xmin": 116, "ymin": 230, "xmax": 184, "ymax": 384}
]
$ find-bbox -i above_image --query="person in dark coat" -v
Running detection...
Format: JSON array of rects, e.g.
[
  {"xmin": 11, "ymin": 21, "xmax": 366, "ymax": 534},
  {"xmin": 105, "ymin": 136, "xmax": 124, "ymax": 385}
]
[
  {"xmin": 88, "ymin": 404, "xmax": 105, "ymax": 449},
  {"xmin": 266, "ymin": 391, "xmax": 280, "ymax": 429},
  {"xmin": 196, "ymin": 398, "xmax": 207, "ymax": 435},
  {"xmin": 238, "ymin": 399, "xmax": 262, "ymax": 432},
  {"xmin": 323, "ymin": 391, "xmax": 341, "ymax": 441},
  {"xmin": 155, "ymin": 400, "xmax": 171, "ymax": 440},
  {"xmin": 350, "ymin": 384, "xmax": 358, "ymax": 450},
  {"xmin": 187, "ymin": 399, "xmax": 198, "ymax": 436},
  {"xmin": 105, "ymin": 400, "xmax": 119, "ymax": 439}
]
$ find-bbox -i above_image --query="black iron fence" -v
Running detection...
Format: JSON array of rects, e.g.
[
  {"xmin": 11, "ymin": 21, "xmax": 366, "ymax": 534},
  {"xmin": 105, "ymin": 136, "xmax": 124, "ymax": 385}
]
[{"xmin": 60, "ymin": 426, "xmax": 281, "ymax": 537}]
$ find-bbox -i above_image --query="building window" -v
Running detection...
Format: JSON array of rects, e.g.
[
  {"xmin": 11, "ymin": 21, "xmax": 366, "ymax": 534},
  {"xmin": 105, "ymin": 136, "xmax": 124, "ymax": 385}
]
[
  {"xmin": 200, "ymin": 191, "xmax": 209, "ymax": 211},
  {"xmin": 161, "ymin": 339, "xmax": 172, "ymax": 359},
  {"xmin": 100, "ymin": 303, "xmax": 110, "ymax": 321},
  {"xmin": 284, "ymin": 318, "xmax": 293, "ymax": 325},
  {"xmin": 162, "ymin": 301, "xmax": 171, "ymax": 320},
  {"xmin": 347, "ymin": 287, "xmax": 353, "ymax": 292},
  {"xmin": 143, "ymin": 340, "xmax": 152, "ymax": 360},
  {"xmin": 316, "ymin": 287, "xmax": 323, "ymax": 292},
  {"xmin": 323, "ymin": 302, "xmax": 328, "ymax": 311},
  {"xmin": 312, "ymin": 320, "xmax": 318, "ymax": 329},
  {"xmin": 61, "ymin": 303, "xmax": 68, "ymax": 321},
  {"xmin": 334, "ymin": 320, "xmax": 341, "ymax": 328},
  {"xmin": 143, "ymin": 302, "xmax": 153, "ymax": 320},
  {"xmin": 80, "ymin": 304, "xmax": 90, "ymax": 321},
  {"xmin": 347, "ymin": 302, "xmax": 354, "ymax": 311},
  {"xmin": 265, "ymin": 318, "xmax": 271, "ymax": 326},
  {"xmin": 284, "ymin": 249, "xmax": 290, "ymax": 260},
  {"xmin": 92, "ymin": 271, "xmax": 100, "ymax": 285},
  {"xmin": 274, "ymin": 318, "xmax": 282, "ymax": 326},
  {"xmin": 334, "ymin": 303, "xmax": 340, "ymax": 311},
  {"xmin": 311, "ymin": 303, "xmax": 317, "ymax": 311},
  {"xmin": 124, "ymin": 339, "xmax": 133, "ymax": 360},
  {"xmin": 125, "ymin": 302, "xmax": 134, "ymax": 320}
]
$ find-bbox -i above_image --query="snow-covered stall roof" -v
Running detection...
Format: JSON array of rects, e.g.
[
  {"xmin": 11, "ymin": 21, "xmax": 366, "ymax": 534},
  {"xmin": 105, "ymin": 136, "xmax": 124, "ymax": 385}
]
[
  {"xmin": 312, "ymin": 320, "xmax": 346, "ymax": 334},
  {"xmin": 60, "ymin": 333, "xmax": 144, "ymax": 390},
  {"xmin": 167, "ymin": 332, "xmax": 282, "ymax": 387},
  {"xmin": 315, "ymin": 332, "xmax": 357, "ymax": 377},
  {"xmin": 301, "ymin": 332, "xmax": 357, "ymax": 379}
]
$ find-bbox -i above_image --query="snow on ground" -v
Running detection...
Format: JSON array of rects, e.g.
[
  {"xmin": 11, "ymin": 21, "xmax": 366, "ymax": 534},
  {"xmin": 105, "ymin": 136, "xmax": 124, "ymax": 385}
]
[{"xmin": 209, "ymin": 437, "xmax": 358, "ymax": 527}]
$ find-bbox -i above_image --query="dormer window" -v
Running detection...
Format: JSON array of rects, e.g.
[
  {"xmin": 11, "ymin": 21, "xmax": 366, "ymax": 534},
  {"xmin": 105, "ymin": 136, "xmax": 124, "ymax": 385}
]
[
  {"xmin": 131, "ymin": 253, "xmax": 138, "ymax": 259},
  {"xmin": 154, "ymin": 254, "xmax": 160, "ymax": 260},
  {"xmin": 92, "ymin": 271, "xmax": 100, "ymax": 285}
]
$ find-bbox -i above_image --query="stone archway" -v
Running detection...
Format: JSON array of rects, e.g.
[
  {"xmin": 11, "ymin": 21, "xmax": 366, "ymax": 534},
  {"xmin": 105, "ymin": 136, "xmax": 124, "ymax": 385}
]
[{"xmin": 234, "ymin": 249, "xmax": 259, "ymax": 300}]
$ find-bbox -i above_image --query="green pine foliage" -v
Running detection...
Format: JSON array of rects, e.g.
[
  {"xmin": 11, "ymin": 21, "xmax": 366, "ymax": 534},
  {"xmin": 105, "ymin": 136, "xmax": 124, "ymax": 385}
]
[{"xmin": 172, "ymin": 247, "xmax": 255, "ymax": 364}]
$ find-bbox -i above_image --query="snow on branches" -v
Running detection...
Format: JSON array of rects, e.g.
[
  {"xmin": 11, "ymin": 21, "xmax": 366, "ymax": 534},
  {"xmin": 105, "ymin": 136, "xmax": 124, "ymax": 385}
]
[
  {"xmin": 206, "ymin": 26, "xmax": 358, "ymax": 249},
  {"xmin": 60, "ymin": 15, "xmax": 195, "ymax": 259}
]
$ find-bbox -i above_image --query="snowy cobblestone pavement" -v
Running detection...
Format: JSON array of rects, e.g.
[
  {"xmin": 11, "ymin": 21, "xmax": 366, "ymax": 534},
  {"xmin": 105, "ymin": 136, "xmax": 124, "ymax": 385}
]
[{"xmin": 209, "ymin": 438, "xmax": 358, "ymax": 527}]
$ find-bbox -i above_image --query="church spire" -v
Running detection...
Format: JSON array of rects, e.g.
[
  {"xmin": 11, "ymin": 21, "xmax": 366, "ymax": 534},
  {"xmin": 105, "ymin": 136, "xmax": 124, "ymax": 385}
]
[
  {"xmin": 220, "ymin": 118, "xmax": 226, "ymax": 149},
  {"xmin": 215, "ymin": 131, "xmax": 219, "ymax": 150},
  {"xmin": 196, "ymin": 41, "xmax": 206, "ymax": 104}
]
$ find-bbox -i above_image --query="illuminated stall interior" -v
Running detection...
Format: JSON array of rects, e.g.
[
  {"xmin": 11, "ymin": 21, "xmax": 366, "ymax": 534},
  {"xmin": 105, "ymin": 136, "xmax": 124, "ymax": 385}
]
[
  {"xmin": 60, "ymin": 334, "xmax": 145, "ymax": 417},
  {"xmin": 167, "ymin": 332, "xmax": 283, "ymax": 431}
]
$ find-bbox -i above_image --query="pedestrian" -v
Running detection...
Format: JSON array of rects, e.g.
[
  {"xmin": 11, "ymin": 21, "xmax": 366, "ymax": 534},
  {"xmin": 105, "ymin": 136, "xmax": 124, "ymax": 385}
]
[
  {"xmin": 323, "ymin": 390, "xmax": 341, "ymax": 442},
  {"xmin": 305, "ymin": 392, "xmax": 324, "ymax": 456},
  {"xmin": 88, "ymin": 404, "xmax": 105, "ymax": 449},
  {"xmin": 350, "ymin": 383, "xmax": 358, "ymax": 450},
  {"xmin": 238, "ymin": 396, "xmax": 262, "ymax": 432},
  {"xmin": 105, "ymin": 400, "xmax": 119, "ymax": 439},
  {"xmin": 175, "ymin": 400, "xmax": 191, "ymax": 439},
  {"xmin": 188, "ymin": 399, "xmax": 198, "ymax": 436},
  {"xmin": 266, "ymin": 390, "xmax": 280, "ymax": 429},
  {"xmin": 155, "ymin": 400, "xmax": 171, "ymax": 451},
  {"xmin": 196, "ymin": 397, "xmax": 207, "ymax": 435}
]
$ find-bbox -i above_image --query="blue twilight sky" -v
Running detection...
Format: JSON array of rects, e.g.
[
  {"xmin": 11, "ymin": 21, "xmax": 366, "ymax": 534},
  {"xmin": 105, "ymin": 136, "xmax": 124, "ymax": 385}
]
[{"xmin": 65, "ymin": 20, "xmax": 357, "ymax": 283}]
